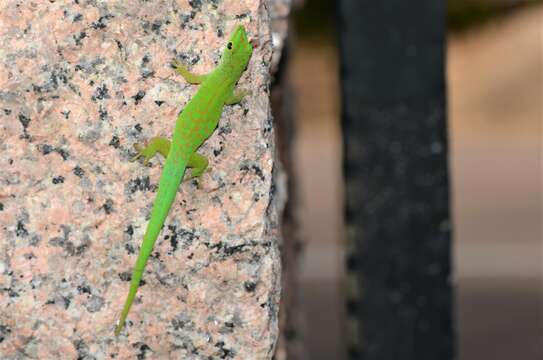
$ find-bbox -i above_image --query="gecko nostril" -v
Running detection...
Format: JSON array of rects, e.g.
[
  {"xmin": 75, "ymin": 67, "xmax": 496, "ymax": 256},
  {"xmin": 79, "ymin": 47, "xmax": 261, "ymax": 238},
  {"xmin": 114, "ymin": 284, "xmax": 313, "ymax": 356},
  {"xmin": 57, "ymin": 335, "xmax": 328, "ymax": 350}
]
[{"xmin": 248, "ymin": 38, "xmax": 259, "ymax": 48}]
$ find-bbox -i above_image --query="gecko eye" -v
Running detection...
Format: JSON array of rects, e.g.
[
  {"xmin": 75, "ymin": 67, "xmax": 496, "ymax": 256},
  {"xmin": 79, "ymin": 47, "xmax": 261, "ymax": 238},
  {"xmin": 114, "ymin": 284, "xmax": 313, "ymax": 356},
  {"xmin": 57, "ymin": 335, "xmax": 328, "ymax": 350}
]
[{"xmin": 227, "ymin": 42, "xmax": 233, "ymax": 50}]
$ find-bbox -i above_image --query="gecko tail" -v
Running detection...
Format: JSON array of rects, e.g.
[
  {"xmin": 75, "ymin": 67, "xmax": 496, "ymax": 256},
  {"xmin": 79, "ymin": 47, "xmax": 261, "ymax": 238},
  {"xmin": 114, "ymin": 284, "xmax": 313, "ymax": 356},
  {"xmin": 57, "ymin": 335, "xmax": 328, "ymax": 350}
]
[
  {"xmin": 115, "ymin": 267, "xmax": 144, "ymax": 336},
  {"xmin": 115, "ymin": 161, "xmax": 187, "ymax": 336}
]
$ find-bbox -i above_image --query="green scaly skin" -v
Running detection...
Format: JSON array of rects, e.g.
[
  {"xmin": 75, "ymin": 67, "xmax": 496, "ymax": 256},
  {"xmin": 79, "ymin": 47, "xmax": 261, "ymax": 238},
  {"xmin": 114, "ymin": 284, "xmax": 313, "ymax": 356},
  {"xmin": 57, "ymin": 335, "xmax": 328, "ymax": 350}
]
[{"xmin": 115, "ymin": 25, "xmax": 253, "ymax": 336}]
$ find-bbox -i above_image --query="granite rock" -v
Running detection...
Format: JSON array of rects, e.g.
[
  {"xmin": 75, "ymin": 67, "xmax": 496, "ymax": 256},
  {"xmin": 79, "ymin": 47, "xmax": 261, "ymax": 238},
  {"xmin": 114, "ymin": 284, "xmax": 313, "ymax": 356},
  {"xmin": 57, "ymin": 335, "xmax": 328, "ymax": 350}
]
[{"xmin": 0, "ymin": 1, "xmax": 283, "ymax": 358}]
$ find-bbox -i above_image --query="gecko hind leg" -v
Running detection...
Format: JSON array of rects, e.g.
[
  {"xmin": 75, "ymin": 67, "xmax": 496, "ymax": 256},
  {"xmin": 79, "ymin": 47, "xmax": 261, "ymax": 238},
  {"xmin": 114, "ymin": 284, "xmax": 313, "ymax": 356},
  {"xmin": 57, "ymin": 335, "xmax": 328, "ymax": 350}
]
[
  {"xmin": 131, "ymin": 136, "xmax": 171, "ymax": 165},
  {"xmin": 184, "ymin": 153, "xmax": 209, "ymax": 182}
]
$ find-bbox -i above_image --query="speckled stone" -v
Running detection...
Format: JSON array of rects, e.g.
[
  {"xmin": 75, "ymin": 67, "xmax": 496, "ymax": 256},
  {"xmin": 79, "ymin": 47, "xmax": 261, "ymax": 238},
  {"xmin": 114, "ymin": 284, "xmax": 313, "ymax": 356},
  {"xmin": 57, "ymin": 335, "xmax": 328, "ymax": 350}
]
[{"xmin": 0, "ymin": 1, "xmax": 283, "ymax": 359}]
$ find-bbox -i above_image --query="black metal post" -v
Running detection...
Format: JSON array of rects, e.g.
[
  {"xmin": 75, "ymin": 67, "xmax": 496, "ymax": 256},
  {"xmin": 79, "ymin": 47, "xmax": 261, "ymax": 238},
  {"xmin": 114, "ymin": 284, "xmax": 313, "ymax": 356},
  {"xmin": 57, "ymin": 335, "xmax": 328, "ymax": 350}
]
[{"xmin": 337, "ymin": 1, "xmax": 453, "ymax": 359}]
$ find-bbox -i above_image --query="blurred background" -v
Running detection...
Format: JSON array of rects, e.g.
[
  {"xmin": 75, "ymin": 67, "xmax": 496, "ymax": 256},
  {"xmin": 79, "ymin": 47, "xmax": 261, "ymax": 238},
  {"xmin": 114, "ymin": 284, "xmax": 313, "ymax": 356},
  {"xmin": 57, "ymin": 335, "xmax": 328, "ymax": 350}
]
[{"xmin": 287, "ymin": 0, "xmax": 542, "ymax": 359}]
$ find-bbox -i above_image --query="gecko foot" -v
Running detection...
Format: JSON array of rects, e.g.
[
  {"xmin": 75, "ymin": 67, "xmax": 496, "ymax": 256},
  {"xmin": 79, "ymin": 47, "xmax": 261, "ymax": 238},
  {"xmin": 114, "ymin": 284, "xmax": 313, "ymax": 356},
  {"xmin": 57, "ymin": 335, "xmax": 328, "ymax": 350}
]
[{"xmin": 131, "ymin": 136, "xmax": 171, "ymax": 165}]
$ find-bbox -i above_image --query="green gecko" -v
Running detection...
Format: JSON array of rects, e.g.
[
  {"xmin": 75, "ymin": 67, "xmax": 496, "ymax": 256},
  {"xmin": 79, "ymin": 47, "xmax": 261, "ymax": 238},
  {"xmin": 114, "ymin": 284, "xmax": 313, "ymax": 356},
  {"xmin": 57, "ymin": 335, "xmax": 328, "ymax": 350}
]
[{"xmin": 114, "ymin": 25, "xmax": 253, "ymax": 336}]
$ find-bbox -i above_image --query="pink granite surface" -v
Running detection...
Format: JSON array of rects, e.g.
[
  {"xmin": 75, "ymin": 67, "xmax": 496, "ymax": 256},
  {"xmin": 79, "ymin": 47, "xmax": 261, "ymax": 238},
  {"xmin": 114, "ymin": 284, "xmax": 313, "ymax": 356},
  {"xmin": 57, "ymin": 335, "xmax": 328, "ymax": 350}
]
[{"xmin": 0, "ymin": 1, "xmax": 282, "ymax": 358}]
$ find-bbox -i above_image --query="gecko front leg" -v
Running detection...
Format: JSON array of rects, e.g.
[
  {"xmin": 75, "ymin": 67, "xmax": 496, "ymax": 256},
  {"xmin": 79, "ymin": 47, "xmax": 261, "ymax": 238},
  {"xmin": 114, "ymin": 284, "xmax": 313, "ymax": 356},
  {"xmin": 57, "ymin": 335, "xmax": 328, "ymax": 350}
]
[
  {"xmin": 171, "ymin": 59, "xmax": 208, "ymax": 84},
  {"xmin": 225, "ymin": 89, "xmax": 252, "ymax": 105}
]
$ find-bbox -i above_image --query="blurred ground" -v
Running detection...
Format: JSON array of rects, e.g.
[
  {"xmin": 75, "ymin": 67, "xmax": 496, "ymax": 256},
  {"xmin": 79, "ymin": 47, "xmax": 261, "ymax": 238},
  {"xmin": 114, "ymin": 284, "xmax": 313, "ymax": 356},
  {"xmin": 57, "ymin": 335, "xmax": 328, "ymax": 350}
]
[
  {"xmin": 292, "ymin": 4, "xmax": 541, "ymax": 360},
  {"xmin": 448, "ymin": 4, "xmax": 542, "ymax": 360},
  {"xmin": 291, "ymin": 40, "xmax": 345, "ymax": 359}
]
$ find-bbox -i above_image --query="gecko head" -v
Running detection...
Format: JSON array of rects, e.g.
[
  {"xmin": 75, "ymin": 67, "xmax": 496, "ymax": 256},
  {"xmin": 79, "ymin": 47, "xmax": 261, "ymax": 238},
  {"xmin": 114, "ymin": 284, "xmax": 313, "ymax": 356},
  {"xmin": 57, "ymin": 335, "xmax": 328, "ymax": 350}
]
[{"xmin": 221, "ymin": 25, "xmax": 253, "ymax": 73}]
